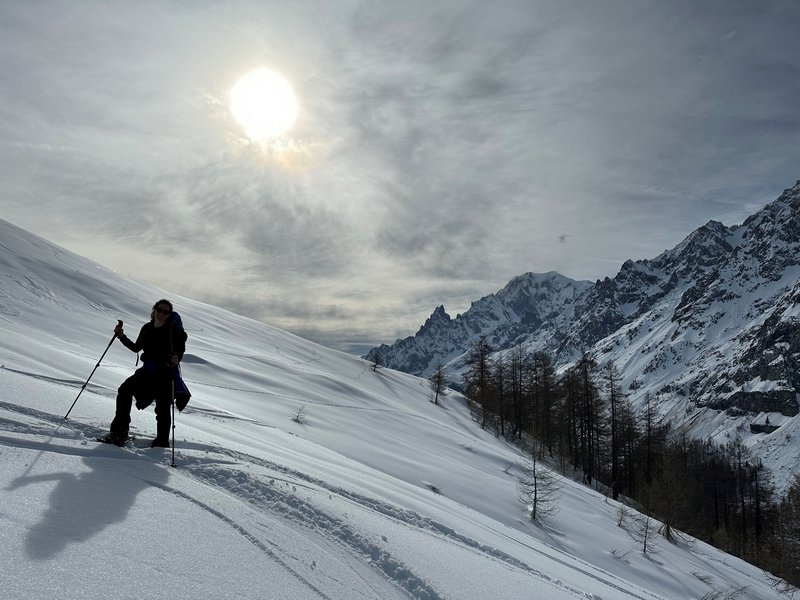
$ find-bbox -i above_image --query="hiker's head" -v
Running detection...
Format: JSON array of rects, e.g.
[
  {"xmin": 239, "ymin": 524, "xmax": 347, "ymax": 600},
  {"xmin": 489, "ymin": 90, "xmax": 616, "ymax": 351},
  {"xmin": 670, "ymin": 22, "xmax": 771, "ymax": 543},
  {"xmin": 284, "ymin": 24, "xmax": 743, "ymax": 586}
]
[{"xmin": 151, "ymin": 299, "xmax": 173, "ymax": 323}]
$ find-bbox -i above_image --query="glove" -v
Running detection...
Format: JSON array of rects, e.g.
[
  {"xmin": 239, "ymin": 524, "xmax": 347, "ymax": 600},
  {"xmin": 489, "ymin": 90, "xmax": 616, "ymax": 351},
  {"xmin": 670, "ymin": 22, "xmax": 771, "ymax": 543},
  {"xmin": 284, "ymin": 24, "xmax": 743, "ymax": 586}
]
[
  {"xmin": 175, "ymin": 394, "xmax": 190, "ymax": 412},
  {"xmin": 135, "ymin": 397, "xmax": 154, "ymax": 410}
]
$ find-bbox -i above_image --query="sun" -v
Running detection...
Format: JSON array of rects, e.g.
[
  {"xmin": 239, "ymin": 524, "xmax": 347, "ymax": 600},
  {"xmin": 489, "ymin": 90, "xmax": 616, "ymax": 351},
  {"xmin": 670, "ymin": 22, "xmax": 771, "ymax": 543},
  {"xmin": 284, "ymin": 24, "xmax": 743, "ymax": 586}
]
[{"xmin": 230, "ymin": 68, "xmax": 299, "ymax": 142}]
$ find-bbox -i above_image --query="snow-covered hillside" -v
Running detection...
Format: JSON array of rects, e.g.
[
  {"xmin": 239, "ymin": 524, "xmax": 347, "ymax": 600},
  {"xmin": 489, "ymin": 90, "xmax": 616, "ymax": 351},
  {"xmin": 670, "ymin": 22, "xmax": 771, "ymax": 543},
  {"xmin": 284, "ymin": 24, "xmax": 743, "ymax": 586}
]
[{"xmin": 0, "ymin": 218, "xmax": 790, "ymax": 599}]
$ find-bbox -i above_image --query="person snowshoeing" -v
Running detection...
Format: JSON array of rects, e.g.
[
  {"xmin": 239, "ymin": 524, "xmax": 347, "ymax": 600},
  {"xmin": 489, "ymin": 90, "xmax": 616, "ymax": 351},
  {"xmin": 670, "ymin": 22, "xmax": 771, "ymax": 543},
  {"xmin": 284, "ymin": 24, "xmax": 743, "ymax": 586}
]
[{"xmin": 100, "ymin": 299, "xmax": 190, "ymax": 447}]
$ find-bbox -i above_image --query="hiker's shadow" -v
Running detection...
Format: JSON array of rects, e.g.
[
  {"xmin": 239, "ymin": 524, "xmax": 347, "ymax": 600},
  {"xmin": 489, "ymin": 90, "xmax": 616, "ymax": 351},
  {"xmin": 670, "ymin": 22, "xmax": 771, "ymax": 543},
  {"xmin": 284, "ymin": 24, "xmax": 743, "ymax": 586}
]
[{"xmin": 6, "ymin": 445, "xmax": 170, "ymax": 560}]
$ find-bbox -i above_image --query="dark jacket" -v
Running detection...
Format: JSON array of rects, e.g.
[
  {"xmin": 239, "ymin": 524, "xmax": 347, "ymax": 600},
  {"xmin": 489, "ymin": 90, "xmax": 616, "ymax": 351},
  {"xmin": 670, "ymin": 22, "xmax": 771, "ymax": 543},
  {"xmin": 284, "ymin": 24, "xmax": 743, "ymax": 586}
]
[
  {"xmin": 119, "ymin": 320, "xmax": 187, "ymax": 365},
  {"xmin": 119, "ymin": 317, "xmax": 191, "ymax": 410}
]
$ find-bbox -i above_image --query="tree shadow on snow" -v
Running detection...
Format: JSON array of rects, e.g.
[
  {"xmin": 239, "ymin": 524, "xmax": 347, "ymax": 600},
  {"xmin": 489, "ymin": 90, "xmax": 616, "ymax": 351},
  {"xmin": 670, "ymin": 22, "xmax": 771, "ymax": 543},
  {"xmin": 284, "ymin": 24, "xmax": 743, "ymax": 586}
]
[{"xmin": 6, "ymin": 445, "xmax": 170, "ymax": 560}]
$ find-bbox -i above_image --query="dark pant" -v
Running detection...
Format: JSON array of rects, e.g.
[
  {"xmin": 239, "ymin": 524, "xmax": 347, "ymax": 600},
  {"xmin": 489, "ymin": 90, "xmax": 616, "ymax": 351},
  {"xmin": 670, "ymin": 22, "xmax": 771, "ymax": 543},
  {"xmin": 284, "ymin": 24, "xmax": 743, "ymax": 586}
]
[{"xmin": 110, "ymin": 366, "xmax": 173, "ymax": 441}]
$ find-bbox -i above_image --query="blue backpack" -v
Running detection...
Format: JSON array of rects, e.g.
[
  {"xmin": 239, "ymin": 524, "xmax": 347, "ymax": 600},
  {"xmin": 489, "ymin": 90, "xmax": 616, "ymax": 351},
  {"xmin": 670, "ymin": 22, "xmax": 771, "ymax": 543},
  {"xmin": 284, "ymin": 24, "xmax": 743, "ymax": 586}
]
[
  {"xmin": 168, "ymin": 311, "xmax": 191, "ymax": 410},
  {"xmin": 169, "ymin": 311, "xmax": 184, "ymax": 330}
]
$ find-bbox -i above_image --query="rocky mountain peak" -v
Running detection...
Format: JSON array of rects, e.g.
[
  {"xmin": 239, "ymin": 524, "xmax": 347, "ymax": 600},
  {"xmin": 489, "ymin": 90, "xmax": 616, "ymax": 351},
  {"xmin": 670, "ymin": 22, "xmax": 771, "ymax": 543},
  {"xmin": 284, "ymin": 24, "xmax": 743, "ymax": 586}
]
[{"xmin": 416, "ymin": 305, "xmax": 451, "ymax": 335}]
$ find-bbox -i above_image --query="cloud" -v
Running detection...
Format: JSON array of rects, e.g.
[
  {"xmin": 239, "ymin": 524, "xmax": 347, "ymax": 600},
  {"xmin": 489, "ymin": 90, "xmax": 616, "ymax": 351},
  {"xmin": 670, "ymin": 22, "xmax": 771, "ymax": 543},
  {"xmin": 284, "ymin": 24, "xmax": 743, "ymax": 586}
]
[{"xmin": 2, "ymin": 0, "xmax": 799, "ymax": 351}]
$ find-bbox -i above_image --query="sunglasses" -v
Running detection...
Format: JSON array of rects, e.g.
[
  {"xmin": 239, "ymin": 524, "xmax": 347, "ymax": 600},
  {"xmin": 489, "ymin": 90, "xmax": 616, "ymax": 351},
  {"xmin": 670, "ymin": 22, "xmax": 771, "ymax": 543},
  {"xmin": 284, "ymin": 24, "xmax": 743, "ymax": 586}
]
[{"xmin": 155, "ymin": 307, "xmax": 172, "ymax": 315}]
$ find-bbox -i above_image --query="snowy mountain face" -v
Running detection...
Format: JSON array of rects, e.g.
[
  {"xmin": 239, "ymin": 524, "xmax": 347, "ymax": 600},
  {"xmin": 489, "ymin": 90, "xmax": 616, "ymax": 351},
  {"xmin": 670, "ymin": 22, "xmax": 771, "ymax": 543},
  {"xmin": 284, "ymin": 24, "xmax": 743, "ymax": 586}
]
[
  {"xmin": 366, "ymin": 272, "xmax": 592, "ymax": 379},
  {"xmin": 1, "ymin": 217, "xmax": 790, "ymax": 599},
  {"xmin": 367, "ymin": 180, "xmax": 800, "ymax": 494}
]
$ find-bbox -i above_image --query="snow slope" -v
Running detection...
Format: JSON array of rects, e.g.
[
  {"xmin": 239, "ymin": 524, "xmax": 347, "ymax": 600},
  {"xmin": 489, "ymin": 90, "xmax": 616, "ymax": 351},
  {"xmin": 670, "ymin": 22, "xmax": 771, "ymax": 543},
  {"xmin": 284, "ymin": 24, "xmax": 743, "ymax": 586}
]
[{"xmin": 0, "ymin": 218, "xmax": 789, "ymax": 599}]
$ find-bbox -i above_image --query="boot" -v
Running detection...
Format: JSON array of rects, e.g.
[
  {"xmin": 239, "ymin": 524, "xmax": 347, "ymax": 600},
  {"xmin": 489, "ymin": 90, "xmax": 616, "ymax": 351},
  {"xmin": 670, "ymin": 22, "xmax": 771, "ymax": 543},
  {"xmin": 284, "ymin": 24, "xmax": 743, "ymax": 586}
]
[{"xmin": 99, "ymin": 431, "xmax": 129, "ymax": 446}]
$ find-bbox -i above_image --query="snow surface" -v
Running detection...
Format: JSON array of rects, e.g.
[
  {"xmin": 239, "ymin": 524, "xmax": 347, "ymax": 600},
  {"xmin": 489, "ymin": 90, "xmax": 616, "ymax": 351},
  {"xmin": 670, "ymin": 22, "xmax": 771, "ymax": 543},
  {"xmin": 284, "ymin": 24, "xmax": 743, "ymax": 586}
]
[{"xmin": 0, "ymin": 218, "xmax": 790, "ymax": 599}]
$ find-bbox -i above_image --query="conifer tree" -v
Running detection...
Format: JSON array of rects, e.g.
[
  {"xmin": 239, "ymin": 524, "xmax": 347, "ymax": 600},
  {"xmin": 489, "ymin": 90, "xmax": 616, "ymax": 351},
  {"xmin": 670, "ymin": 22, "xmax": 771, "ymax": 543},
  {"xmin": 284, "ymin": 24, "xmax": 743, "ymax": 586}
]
[
  {"xmin": 429, "ymin": 363, "xmax": 449, "ymax": 405},
  {"xmin": 463, "ymin": 336, "xmax": 493, "ymax": 429},
  {"xmin": 517, "ymin": 442, "xmax": 560, "ymax": 523}
]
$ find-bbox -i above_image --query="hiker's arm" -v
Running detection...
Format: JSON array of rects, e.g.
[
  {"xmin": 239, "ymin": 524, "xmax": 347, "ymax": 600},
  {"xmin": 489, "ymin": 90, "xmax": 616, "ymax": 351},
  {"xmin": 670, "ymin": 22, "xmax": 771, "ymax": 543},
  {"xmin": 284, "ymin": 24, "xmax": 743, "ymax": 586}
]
[{"xmin": 117, "ymin": 325, "xmax": 145, "ymax": 353}]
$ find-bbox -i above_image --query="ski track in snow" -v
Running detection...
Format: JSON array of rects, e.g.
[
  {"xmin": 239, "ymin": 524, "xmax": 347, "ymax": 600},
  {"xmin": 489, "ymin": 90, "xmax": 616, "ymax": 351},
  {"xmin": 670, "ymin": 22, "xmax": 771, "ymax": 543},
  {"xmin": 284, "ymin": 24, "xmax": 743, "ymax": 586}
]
[
  {"xmin": 181, "ymin": 455, "xmax": 455, "ymax": 600},
  {"xmin": 139, "ymin": 478, "xmax": 336, "ymax": 600},
  {"xmin": 2, "ymin": 365, "xmax": 109, "ymax": 393},
  {"xmin": 180, "ymin": 447, "xmax": 662, "ymax": 600}
]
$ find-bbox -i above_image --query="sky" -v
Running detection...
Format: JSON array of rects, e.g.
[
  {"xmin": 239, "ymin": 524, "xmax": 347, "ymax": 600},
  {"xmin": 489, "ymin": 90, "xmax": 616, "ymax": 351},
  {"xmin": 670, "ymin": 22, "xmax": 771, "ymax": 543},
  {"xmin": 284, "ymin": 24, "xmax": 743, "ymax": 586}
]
[
  {"xmin": 2, "ymin": 0, "xmax": 799, "ymax": 355},
  {"xmin": 0, "ymin": 222, "xmax": 789, "ymax": 599}
]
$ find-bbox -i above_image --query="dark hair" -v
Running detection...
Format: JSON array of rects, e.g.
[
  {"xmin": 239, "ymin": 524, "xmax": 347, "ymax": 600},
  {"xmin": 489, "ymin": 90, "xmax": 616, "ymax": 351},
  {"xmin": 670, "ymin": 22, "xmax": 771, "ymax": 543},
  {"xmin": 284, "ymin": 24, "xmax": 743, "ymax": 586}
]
[{"xmin": 150, "ymin": 298, "xmax": 173, "ymax": 320}]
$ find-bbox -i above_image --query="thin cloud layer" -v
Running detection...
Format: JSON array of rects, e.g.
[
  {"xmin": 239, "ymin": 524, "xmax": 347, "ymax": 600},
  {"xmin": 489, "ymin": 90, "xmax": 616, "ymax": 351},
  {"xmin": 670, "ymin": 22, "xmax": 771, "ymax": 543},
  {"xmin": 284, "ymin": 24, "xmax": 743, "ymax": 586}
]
[{"xmin": 2, "ymin": 1, "xmax": 799, "ymax": 354}]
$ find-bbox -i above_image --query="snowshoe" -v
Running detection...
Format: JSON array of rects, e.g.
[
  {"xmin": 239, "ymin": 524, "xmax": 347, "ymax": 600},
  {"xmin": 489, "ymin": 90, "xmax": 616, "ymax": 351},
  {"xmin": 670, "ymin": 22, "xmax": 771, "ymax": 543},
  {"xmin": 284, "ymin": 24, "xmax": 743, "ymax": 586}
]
[{"xmin": 97, "ymin": 432, "xmax": 134, "ymax": 447}]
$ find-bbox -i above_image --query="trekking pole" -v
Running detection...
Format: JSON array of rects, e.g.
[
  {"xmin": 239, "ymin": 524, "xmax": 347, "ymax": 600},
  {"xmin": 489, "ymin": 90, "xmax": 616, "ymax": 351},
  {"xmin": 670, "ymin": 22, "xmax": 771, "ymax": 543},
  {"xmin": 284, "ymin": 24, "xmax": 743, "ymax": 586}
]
[
  {"xmin": 64, "ymin": 320, "xmax": 122, "ymax": 420},
  {"xmin": 170, "ymin": 375, "xmax": 176, "ymax": 467},
  {"xmin": 168, "ymin": 320, "xmax": 179, "ymax": 468}
]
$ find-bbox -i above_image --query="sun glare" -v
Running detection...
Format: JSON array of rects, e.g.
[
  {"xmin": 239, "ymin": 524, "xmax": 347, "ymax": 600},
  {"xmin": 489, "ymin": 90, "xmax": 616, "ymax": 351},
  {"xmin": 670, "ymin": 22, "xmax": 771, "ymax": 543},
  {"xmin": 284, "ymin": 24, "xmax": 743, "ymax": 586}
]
[{"xmin": 230, "ymin": 68, "xmax": 298, "ymax": 142}]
